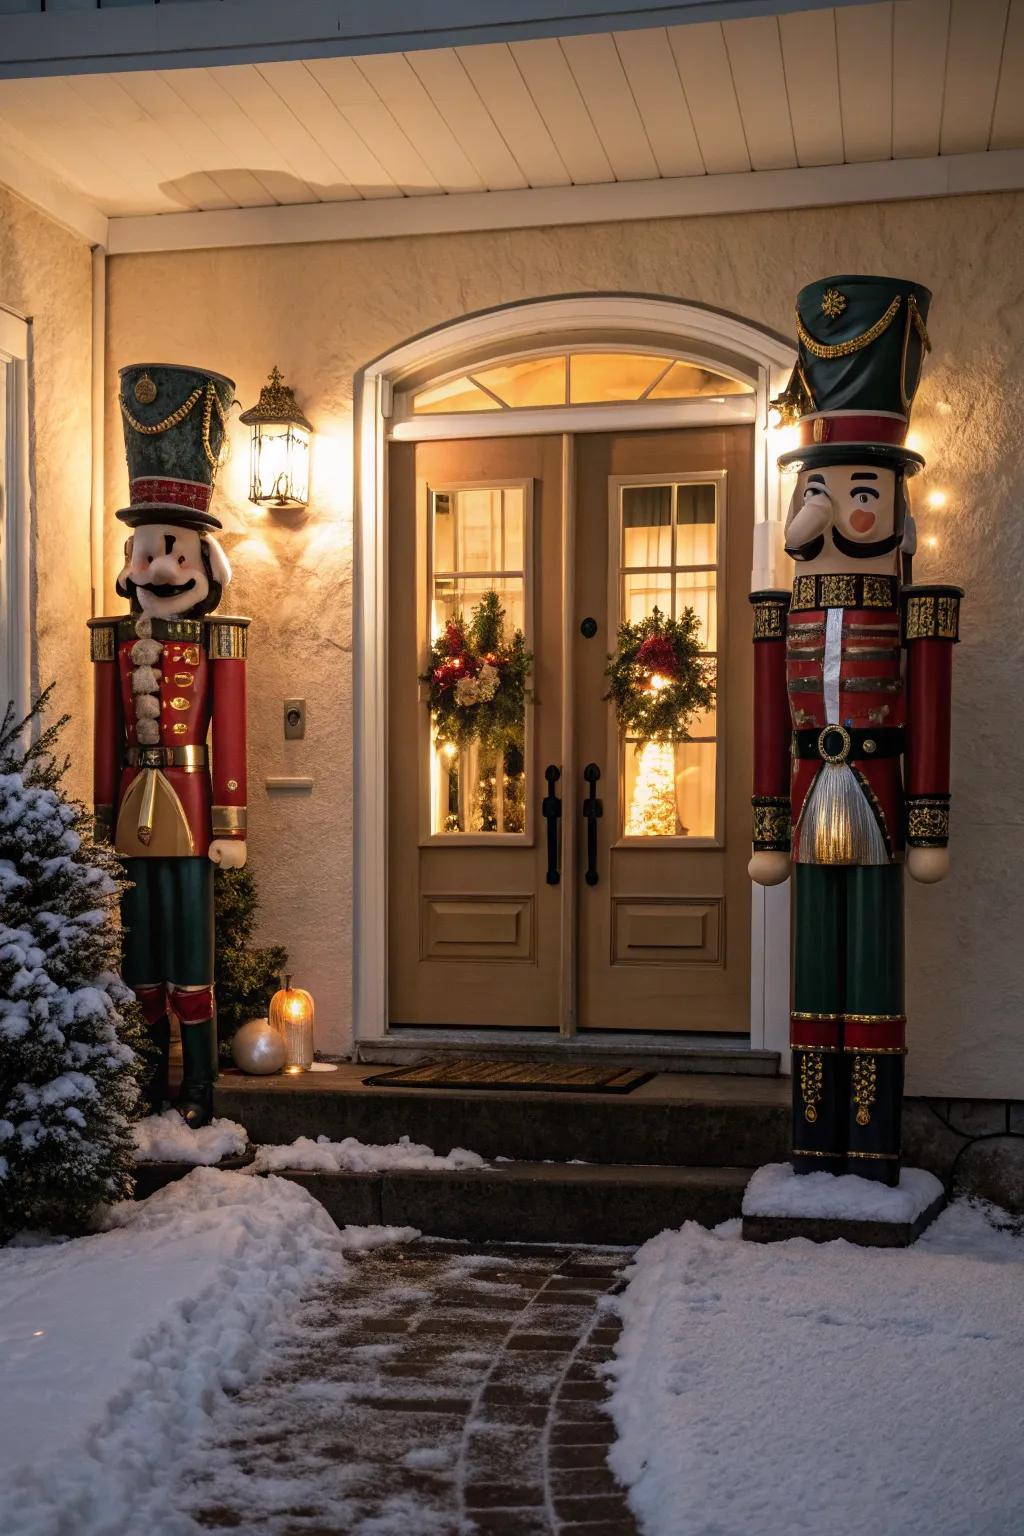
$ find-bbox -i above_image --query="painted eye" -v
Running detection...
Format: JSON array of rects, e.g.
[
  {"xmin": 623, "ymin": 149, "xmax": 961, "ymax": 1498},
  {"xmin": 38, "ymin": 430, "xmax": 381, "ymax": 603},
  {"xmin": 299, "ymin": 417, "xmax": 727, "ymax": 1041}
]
[
  {"xmin": 853, "ymin": 492, "xmax": 873, "ymax": 505},
  {"xmin": 803, "ymin": 486, "xmax": 820, "ymax": 500}
]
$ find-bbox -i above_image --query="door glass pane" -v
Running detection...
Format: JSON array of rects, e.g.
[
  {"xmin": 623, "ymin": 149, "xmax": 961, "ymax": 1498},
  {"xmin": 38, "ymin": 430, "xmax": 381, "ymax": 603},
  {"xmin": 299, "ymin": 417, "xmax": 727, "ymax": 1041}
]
[
  {"xmin": 674, "ymin": 570, "xmax": 717, "ymax": 650},
  {"xmin": 646, "ymin": 360, "xmax": 753, "ymax": 400},
  {"xmin": 622, "ymin": 484, "xmax": 673, "ymax": 568},
  {"xmin": 623, "ymin": 571, "xmax": 672, "ymax": 625},
  {"xmin": 570, "ymin": 352, "xmax": 673, "ymax": 403},
  {"xmin": 472, "ymin": 357, "xmax": 566, "ymax": 409},
  {"xmin": 676, "ymin": 483, "xmax": 716, "ymax": 566},
  {"xmin": 429, "ymin": 486, "xmax": 529, "ymax": 836},
  {"xmin": 622, "ymin": 740, "xmax": 716, "ymax": 838},
  {"xmin": 414, "ymin": 376, "xmax": 502, "ymax": 413},
  {"xmin": 617, "ymin": 476, "xmax": 722, "ymax": 840}
]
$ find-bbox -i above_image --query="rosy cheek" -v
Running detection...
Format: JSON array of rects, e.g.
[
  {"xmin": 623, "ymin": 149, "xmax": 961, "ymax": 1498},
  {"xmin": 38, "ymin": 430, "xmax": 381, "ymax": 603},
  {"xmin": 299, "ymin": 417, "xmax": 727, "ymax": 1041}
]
[{"xmin": 850, "ymin": 509, "xmax": 876, "ymax": 533}]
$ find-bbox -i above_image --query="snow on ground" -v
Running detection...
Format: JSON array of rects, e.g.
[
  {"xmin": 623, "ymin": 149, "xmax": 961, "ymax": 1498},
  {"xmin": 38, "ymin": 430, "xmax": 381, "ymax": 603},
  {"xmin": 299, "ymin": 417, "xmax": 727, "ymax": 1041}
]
[
  {"xmin": 132, "ymin": 1109, "xmax": 248, "ymax": 1165},
  {"xmin": 252, "ymin": 1132, "xmax": 486, "ymax": 1174},
  {"xmin": 0, "ymin": 1168, "xmax": 416, "ymax": 1536},
  {"xmin": 608, "ymin": 1198, "xmax": 1024, "ymax": 1536},
  {"xmin": 743, "ymin": 1161, "xmax": 944, "ymax": 1222}
]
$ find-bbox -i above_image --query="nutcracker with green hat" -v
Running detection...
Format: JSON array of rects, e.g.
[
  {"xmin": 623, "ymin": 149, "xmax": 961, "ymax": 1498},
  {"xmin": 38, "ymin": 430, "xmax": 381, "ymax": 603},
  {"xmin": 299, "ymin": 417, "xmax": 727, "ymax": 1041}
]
[
  {"xmin": 88, "ymin": 363, "xmax": 250, "ymax": 1128},
  {"xmin": 749, "ymin": 277, "xmax": 962, "ymax": 1185}
]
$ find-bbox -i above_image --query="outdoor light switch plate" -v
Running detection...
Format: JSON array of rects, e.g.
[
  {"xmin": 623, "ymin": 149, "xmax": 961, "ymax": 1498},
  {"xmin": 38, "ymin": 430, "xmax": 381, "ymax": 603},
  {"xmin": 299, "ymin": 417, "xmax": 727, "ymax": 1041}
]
[{"xmin": 284, "ymin": 698, "xmax": 306, "ymax": 740}]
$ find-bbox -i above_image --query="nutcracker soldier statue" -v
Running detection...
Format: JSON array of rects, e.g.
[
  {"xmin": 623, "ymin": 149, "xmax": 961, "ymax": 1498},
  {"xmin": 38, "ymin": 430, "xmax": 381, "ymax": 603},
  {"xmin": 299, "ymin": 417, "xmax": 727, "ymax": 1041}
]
[
  {"xmin": 89, "ymin": 364, "xmax": 248, "ymax": 1128},
  {"xmin": 750, "ymin": 276, "xmax": 961, "ymax": 1185}
]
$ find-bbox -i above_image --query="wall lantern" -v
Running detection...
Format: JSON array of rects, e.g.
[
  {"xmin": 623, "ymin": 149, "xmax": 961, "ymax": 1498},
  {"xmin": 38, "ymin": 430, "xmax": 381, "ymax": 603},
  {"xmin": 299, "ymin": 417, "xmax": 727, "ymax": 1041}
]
[
  {"xmin": 270, "ymin": 974, "xmax": 316, "ymax": 1073},
  {"xmin": 240, "ymin": 367, "xmax": 313, "ymax": 509}
]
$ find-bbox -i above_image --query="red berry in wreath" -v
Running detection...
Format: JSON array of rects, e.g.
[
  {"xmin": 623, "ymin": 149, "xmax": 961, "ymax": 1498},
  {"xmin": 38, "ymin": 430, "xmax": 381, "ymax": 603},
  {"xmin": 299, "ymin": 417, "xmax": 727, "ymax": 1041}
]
[{"xmin": 636, "ymin": 634, "xmax": 678, "ymax": 678}]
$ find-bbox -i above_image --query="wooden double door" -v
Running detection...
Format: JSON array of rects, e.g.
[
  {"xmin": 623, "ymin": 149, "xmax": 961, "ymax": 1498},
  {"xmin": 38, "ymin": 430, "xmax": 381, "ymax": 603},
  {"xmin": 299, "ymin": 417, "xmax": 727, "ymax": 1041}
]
[{"xmin": 388, "ymin": 426, "xmax": 753, "ymax": 1033}]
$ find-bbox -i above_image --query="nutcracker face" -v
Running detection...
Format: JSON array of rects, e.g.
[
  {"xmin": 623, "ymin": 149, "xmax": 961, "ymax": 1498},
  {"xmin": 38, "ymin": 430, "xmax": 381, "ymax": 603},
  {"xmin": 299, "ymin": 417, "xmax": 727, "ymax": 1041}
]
[
  {"xmin": 116, "ymin": 524, "xmax": 230, "ymax": 617},
  {"xmin": 785, "ymin": 463, "xmax": 905, "ymax": 576}
]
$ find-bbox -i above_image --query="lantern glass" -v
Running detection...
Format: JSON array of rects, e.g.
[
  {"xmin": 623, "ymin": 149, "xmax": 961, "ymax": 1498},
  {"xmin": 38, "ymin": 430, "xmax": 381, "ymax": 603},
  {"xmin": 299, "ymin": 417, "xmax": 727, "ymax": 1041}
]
[
  {"xmin": 249, "ymin": 420, "xmax": 310, "ymax": 508},
  {"xmin": 269, "ymin": 980, "xmax": 315, "ymax": 1073}
]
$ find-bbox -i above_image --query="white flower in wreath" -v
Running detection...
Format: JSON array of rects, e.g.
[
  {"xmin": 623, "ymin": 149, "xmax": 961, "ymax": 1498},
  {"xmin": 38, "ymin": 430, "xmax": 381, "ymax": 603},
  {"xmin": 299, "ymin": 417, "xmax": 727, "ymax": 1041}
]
[
  {"xmin": 476, "ymin": 663, "xmax": 500, "ymax": 702},
  {"xmin": 455, "ymin": 673, "xmax": 481, "ymax": 707}
]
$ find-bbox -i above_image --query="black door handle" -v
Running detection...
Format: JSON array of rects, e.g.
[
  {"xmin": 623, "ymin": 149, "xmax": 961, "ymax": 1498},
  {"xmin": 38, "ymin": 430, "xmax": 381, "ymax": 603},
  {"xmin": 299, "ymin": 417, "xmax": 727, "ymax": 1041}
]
[
  {"xmin": 582, "ymin": 763, "xmax": 602, "ymax": 887},
  {"xmin": 541, "ymin": 764, "xmax": 562, "ymax": 885}
]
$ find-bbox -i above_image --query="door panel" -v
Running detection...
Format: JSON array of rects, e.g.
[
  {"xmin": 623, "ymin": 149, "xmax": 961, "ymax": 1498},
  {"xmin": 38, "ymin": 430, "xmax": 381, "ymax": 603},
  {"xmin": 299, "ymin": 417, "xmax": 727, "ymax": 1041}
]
[
  {"xmin": 388, "ymin": 426, "xmax": 753, "ymax": 1034},
  {"xmin": 388, "ymin": 435, "xmax": 564, "ymax": 1028},
  {"xmin": 574, "ymin": 428, "xmax": 753, "ymax": 1032}
]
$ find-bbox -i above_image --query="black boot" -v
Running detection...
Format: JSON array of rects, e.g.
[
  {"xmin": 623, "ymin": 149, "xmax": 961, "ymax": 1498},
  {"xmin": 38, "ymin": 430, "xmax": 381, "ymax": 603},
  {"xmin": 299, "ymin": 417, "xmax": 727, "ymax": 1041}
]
[
  {"xmin": 177, "ymin": 1018, "xmax": 216, "ymax": 1129},
  {"xmin": 143, "ymin": 1016, "xmax": 171, "ymax": 1115}
]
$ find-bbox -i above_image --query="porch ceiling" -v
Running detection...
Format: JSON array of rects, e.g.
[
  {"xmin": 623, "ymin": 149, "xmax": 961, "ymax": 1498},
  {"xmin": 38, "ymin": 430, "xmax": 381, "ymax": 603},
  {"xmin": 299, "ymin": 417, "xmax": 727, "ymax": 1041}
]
[{"xmin": 0, "ymin": 0, "xmax": 1022, "ymax": 249}]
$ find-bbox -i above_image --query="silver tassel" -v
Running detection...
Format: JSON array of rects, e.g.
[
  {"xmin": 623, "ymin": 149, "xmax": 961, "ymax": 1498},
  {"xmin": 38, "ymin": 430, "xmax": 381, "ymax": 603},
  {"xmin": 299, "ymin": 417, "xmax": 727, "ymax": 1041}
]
[{"xmin": 797, "ymin": 763, "xmax": 888, "ymax": 865}]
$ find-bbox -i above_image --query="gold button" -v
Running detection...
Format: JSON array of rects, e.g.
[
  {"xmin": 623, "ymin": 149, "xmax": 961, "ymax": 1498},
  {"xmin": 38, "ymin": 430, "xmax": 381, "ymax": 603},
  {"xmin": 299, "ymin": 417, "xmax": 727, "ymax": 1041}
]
[
  {"xmin": 863, "ymin": 738, "xmax": 877, "ymax": 754},
  {"xmin": 171, "ymin": 696, "xmax": 191, "ymax": 711},
  {"xmin": 174, "ymin": 673, "xmax": 194, "ymax": 688},
  {"xmin": 172, "ymin": 722, "xmax": 188, "ymax": 736},
  {"xmin": 227, "ymin": 779, "xmax": 238, "ymax": 792}
]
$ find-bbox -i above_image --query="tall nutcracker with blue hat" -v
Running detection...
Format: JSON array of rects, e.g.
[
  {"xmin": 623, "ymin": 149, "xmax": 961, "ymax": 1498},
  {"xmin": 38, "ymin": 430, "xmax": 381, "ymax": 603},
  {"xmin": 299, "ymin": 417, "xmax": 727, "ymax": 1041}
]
[
  {"xmin": 750, "ymin": 277, "xmax": 961, "ymax": 1184},
  {"xmin": 89, "ymin": 364, "xmax": 249, "ymax": 1128}
]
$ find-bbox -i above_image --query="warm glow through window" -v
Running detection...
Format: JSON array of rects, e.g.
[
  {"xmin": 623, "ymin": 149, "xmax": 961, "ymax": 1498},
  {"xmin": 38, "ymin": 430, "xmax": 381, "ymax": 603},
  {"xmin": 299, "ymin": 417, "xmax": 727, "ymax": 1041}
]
[{"xmin": 412, "ymin": 351, "xmax": 751, "ymax": 415}]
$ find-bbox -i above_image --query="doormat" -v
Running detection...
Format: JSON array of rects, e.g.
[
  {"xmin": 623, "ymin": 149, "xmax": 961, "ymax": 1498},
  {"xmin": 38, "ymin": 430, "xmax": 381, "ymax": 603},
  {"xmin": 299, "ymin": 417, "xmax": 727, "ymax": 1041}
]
[{"xmin": 363, "ymin": 1058, "xmax": 653, "ymax": 1094}]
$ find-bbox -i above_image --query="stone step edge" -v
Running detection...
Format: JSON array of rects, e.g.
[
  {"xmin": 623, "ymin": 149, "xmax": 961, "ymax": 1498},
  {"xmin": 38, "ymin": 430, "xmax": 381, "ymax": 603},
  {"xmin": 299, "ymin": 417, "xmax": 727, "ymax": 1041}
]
[{"xmin": 133, "ymin": 1157, "xmax": 754, "ymax": 1242}]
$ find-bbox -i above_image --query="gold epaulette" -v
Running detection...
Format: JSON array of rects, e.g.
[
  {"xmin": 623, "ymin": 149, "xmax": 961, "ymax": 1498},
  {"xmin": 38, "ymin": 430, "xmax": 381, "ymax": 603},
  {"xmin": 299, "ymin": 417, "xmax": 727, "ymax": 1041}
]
[
  {"xmin": 749, "ymin": 589, "xmax": 790, "ymax": 641},
  {"xmin": 205, "ymin": 614, "xmax": 251, "ymax": 659},
  {"xmin": 902, "ymin": 585, "xmax": 963, "ymax": 643},
  {"xmin": 87, "ymin": 615, "xmax": 122, "ymax": 662}
]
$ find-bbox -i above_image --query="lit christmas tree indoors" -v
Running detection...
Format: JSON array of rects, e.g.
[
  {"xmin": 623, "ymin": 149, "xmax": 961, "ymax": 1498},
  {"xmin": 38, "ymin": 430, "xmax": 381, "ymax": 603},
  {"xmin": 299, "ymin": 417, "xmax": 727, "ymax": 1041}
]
[{"xmin": 625, "ymin": 740, "xmax": 679, "ymax": 837}]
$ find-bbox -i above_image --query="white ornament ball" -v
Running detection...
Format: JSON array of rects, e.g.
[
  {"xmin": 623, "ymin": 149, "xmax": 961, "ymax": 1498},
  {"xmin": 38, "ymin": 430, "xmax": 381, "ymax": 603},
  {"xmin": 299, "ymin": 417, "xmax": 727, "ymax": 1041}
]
[{"xmin": 232, "ymin": 1017, "xmax": 286, "ymax": 1075}]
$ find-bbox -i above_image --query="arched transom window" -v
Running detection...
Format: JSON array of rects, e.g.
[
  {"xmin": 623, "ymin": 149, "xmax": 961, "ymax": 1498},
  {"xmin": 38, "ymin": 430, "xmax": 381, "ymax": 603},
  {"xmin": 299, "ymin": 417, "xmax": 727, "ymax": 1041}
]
[{"xmin": 411, "ymin": 350, "xmax": 753, "ymax": 415}]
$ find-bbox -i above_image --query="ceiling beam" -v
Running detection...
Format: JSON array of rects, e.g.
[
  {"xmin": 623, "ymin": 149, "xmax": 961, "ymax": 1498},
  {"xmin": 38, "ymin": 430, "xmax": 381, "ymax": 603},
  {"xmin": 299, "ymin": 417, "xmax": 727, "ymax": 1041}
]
[
  {"xmin": 0, "ymin": 0, "xmax": 880, "ymax": 80},
  {"xmin": 105, "ymin": 147, "xmax": 1024, "ymax": 256}
]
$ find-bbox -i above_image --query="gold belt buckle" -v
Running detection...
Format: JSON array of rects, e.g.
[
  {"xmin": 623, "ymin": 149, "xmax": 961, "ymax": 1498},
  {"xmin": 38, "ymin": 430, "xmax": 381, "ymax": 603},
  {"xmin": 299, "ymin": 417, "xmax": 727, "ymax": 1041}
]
[{"xmin": 818, "ymin": 724, "xmax": 852, "ymax": 764}]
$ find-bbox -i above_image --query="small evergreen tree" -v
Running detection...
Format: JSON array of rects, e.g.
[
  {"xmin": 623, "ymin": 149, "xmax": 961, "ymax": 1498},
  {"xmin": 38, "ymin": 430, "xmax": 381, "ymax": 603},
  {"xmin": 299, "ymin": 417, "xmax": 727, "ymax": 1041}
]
[
  {"xmin": 214, "ymin": 866, "xmax": 287, "ymax": 1060},
  {"xmin": 0, "ymin": 689, "xmax": 147, "ymax": 1241}
]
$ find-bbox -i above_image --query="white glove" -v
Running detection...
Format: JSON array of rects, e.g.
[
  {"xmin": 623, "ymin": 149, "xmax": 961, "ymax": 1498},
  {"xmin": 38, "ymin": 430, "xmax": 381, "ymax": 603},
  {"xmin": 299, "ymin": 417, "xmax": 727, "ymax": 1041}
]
[
  {"xmin": 208, "ymin": 839, "xmax": 248, "ymax": 869},
  {"xmin": 906, "ymin": 847, "xmax": 950, "ymax": 884},
  {"xmin": 748, "ymin": 850, "xmax": 791, "ymax": 886}
]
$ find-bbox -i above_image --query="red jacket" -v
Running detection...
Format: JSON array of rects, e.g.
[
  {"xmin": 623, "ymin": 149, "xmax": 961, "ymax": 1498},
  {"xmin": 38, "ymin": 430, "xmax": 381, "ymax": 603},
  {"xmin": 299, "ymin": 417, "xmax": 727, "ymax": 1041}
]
[
  {"xmin": 750, "ymin": 574, "xmax": 961, "ymax": 858},
  {"xmin": 88, "ymin": 612, "xmax": 248, "ymax": 858}
]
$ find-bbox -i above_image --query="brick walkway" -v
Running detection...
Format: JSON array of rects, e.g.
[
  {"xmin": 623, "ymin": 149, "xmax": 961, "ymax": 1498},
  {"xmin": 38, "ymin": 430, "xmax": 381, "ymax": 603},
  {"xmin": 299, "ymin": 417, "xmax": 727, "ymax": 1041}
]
[{"xmin": 189, "ymin": 1239, "xmax": 638, "ymax": 1536}]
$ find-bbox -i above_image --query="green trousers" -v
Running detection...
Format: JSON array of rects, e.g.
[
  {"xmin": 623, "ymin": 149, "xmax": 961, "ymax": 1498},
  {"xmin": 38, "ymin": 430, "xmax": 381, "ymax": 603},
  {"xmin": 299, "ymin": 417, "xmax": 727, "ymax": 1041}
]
[
  {"xmin": 792, "ymin": 864, "xmax": 906, "ymax": 1184},
  {"xmin": 121, "ymin": 857, "xmax": 214, "ymax": 991}
]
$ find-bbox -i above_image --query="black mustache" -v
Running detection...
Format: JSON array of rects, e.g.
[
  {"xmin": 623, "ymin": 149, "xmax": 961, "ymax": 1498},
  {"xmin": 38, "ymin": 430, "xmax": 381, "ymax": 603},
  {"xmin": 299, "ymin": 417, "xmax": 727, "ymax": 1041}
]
[
  {"xmin": 134, "ymin": 578, "xmax": 197, "ymax": 599},
  {"xmin": 785, "ymin": 534, "xmax": 825, "ymax": 563},
  {"xmin": 830, "ymin": 528, "xmax": 902, "ymax": 559}
]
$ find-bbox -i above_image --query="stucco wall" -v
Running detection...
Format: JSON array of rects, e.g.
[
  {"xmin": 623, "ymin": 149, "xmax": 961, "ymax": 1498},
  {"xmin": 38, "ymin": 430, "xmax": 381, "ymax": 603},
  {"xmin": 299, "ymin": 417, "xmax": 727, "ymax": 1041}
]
[
  {"xmin": 105, "ymin": 191, "xmax": 1024, "ymax": 1096},
  {"xmin": 0, "ymin": 186, "xmax": 93, "ymax": 797}
]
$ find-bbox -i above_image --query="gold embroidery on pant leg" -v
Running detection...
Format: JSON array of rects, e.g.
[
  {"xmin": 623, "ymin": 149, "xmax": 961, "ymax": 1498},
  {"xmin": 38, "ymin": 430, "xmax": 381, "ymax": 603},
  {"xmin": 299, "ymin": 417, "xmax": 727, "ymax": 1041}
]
[
  {"xmin": 800, "ymin": 1051, "xmax": 824, "ymax": 1123},
  {"xmin": 852, "ymin": 1055, "xmax": 878, "ymax": 1127}
]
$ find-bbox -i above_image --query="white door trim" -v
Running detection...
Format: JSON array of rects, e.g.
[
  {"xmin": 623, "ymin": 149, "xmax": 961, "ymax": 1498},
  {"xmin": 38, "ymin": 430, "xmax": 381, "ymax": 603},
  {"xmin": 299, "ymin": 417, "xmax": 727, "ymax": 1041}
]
[
  {"xmin": 353, "ymin": 293, "xmax": 796, "ymax": 1056},
  {"xmin": 0, "ymin": 305, "xmax": 32, "ymax": 724}
]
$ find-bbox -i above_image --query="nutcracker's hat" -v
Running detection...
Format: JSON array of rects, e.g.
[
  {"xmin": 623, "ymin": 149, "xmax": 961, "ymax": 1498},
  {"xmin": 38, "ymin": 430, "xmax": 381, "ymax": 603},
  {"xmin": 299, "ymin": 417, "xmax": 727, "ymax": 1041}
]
[
  {"xmin": 774, "ymin": 275, "xmax": 932, "ymax": 475},
  {"xmin": 116, "ymin": 363, "xmax": 236, "ymax": 531}
]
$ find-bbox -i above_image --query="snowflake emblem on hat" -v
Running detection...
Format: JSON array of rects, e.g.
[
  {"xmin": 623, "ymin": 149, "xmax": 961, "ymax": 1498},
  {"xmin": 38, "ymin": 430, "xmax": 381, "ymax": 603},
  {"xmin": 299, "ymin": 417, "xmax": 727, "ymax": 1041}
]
[{"xmin": 821, "ymin": 288, "xmax": 847, "ymax": 321}]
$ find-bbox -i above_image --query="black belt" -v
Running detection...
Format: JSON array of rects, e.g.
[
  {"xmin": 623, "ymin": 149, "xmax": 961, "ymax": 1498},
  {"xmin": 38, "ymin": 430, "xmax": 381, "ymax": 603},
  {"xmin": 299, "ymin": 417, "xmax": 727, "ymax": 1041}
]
[
  {"xmin": 794, "ymin": 725, "xmax": 903, "ymax": 763},
  {"xmin": 125, "ymin": 745, "xmax": 207, "ymax": 769}
]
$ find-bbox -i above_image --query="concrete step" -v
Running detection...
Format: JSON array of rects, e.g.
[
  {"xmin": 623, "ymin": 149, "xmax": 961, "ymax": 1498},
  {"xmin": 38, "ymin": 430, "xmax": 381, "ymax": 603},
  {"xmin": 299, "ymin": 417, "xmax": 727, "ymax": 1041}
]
[
  {"xmin": 213, "ymin": 1065, "xmax": 791, "ymax": 1169},
  {"xmin": 135, "ymin": 1155, "xmax": 752, "ymax": 1244},
  {"xmin": 358, "ymin": 1031, "xmax": 781, "ymax": 1078},
  {"xmin": 286, "ymin": 1161, "xmax": 752, "ymax": 1244}
]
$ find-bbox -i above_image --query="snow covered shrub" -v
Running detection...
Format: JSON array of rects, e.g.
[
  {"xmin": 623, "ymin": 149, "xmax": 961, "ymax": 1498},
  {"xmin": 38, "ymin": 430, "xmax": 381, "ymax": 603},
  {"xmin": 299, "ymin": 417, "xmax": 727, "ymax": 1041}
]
[{"xmin": 0, "ymin": 689, "xmax": 147, "ymax": 1240}]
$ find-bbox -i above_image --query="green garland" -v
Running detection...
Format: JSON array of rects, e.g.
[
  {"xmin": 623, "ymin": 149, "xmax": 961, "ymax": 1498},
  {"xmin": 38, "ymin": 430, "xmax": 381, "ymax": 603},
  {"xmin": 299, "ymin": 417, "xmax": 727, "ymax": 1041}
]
[
  {"xmin": 423, "ymin": 590, "xmax": 532, "ymax": 752},
  {"xmin": 605, "ymin": 606, "xmax": 716, "ymax": 743}
]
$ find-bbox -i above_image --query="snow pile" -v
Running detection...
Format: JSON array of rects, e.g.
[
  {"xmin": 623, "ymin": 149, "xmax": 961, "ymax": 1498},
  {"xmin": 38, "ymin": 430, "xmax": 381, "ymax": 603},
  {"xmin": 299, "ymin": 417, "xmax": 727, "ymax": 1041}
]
[
  {"xmin": 608, "ymin": 1201, "xmax": 1024, "ymax": 1536},
  {"xmin": 132, "ymin": 1109, "xmax": 249, "ymax": 1165},
  {"xmin": 252, "ymin": 1131, "xmax": 486, "ymax": 1174},
  {"xmin": 743, "ymin": 1162, "xmax": 944, "ymax": 1222},
  {"xmin": 0, "ymin": 1168, "xmax": 416, "ymax": 1536}
]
